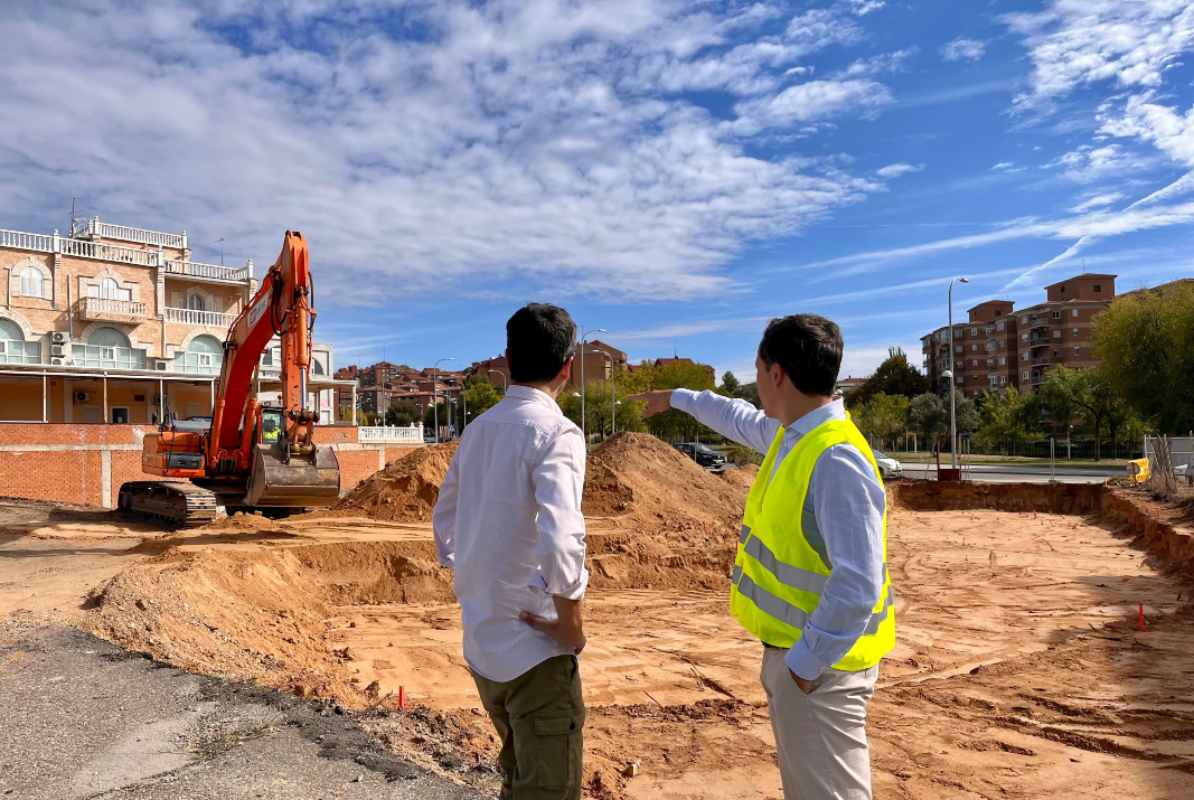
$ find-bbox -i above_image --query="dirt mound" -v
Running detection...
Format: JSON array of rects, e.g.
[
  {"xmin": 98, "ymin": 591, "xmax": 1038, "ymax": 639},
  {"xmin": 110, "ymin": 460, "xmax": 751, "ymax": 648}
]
[
  {"xmin": 335, "ymin": 443, "xmax": 459, "ymax": 522},
  {"xmin": 200, "ymin": 511, "xmax": 283, "ymax": 531},
  {"xmin": 719, "ymin": 463, "xmax": 758, "ymax": 491},
  {"xmin": 583, "ymin": 433, "xmax": 746, "ymax": 534},
  {"xmin": 84, "ymin": 540, "xmax": 455, "ymax": 706}
]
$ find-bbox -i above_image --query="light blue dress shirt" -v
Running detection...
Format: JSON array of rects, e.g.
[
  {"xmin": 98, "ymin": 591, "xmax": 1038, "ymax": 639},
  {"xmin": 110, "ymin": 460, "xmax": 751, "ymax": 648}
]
[{"xmin": 671, "ymin": 389, "xmax": 887, "ymax": 680}]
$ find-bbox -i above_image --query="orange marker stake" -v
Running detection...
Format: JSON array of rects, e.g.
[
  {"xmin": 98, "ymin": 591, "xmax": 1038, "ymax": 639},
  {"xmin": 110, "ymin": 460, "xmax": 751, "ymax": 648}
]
[
  {"xmin": 1138, "ymin": 602, "xmax": 1148, "ymax": 631},
  {"xmin": 398, "ymin": 686, "xmax": 407, "ymax": 710}
]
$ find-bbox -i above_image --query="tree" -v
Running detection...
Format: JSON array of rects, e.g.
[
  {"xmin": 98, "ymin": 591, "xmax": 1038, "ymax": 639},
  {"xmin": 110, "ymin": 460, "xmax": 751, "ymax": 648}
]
[
  {"xmin": 907, "ymin": 393, "xmax": 947, "ymax": 448},
  {"xmin": 855, "ymin": 393, "xmax": 909, "ymax": 450},
  {"xmin": 1038, "ymin": 366, "xmax": 1085, "ymax": 444},
  {"xmin": 974, "ymin": 387, "xmax": 1037, "ymax": 454},
  {"xmin": 384, "ymin": 400, "xmax": 419, "ymax": 427},
  {"xmin": 463, "ymin": 380, "xmax": 503, "ymax": 424},
  {"xmin": 1095, "ymin": 282, "xmax": 1194, "ymax": 433},
  {"xmin": 721, "ymin": 370, "xmax": 740, "ymax": 396},
  {"xmin": 954, "ymin": 391, "xmax": 980, "ymax": 435},
  {"xmin": 850, "ymin": 348, "xmax": 929, "ymax": 407},
  {"xmin": 559, "ymin": 383, "xmax": 647, "ymax": 439}
]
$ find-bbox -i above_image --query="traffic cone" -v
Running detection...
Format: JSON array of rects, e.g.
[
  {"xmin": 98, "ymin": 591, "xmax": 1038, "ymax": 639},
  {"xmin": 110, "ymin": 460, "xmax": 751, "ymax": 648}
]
[{"xmin": 1137, "ymin": 603, "xmax": 1148, "ymax": 631}]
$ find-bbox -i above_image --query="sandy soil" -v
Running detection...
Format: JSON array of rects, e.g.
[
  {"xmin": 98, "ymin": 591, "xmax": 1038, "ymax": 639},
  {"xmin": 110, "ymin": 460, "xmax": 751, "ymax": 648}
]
[{"xmin": 3, "ymin": 441, "xmax": 1193, "ymax": 799}]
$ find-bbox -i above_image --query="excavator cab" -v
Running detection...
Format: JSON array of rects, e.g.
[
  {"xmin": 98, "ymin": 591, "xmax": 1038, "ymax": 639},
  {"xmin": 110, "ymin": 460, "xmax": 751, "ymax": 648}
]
[{"xmin": 245, "ymin": 404, "xmax": 341, "ymax": 508}]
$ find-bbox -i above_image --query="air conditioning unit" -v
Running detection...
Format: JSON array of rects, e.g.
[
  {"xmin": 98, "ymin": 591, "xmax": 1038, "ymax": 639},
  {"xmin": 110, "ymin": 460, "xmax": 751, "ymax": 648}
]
[
  {"xmin": 50, "ymin": 344, "xmax": 67, "ymax": 358},
  {"xmin": 74, "ymin": 391, "xmax": 91, "ymax": 403},
  {"xmin": 50, "ymin": 357, "xmax": 65, "ymax": 366},
  {"xmin": 153, "ymin": 359, "xmax": 170, "ymax": 371},
  {"xmin": 51, "ymin": 331, "xmax": 71, "ymax": 345}
]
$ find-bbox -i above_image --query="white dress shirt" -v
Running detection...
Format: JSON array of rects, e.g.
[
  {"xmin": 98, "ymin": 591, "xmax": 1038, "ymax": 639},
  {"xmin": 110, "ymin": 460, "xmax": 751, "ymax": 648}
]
[
  {"xmin": 671, "ymin": 389, "xmax": 886, "ymax": 680},
  {"xmin": 433, "ymin": 385, "xmax": 589, "ymax": 683}
]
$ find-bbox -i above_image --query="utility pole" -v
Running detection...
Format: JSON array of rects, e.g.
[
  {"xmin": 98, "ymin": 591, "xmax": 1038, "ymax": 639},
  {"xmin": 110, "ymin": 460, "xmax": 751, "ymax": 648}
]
[{"xmin": 948, "ymin": 277, "xmax": 970, "ymax": 470}]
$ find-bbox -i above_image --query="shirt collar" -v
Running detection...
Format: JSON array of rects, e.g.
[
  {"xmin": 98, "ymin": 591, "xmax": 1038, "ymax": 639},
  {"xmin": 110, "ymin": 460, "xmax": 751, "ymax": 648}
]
[
  {"xmin": 505, "ymin": 384, "xmax": 562, "ymax": 410},
  {"xmin": 785, "ymin": 398, "xmax": 846, "ymax": 439}
]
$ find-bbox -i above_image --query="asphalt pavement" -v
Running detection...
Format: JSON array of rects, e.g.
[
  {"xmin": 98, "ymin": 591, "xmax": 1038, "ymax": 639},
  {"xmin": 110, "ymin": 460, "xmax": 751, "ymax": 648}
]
[
  {"xmin": 899, "ymin": 462, "xmax": 1122, "ymax": 484},
  {"xmin": 0, "ymin": 620, "xmax": 483, "ymax": 800}
]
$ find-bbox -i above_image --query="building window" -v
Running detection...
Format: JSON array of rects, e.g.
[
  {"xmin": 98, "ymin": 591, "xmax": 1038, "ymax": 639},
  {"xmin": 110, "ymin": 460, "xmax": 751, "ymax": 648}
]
[
  {"xmin": 313, "ymin": 359, "xmax": 325, "ymax": 376},
  {"xmin": 1072, "ymin": 328, "xmax": 1079, "ymax": 335},
  {"xmin": 1072, "ymin": 309, "xmax": 1079, "ymax": 318},
  {"xmin": 176, "ymin": 334, "xmax": 223, "ymax": 375},
  {"xmin": 187, "ymin": 293, "xmax": 208, "ymax": 312},
  {"xmin": 1051, "ymin": 310, "xmax": 1062, "ymax": 321},
  {"xmin": 1094, "ymin": 284, "xmax": 1102, "ymax": 293},
  {"xmin": 0, "ymin": 317, "xmax": 40, "ymax": 364},
  {"xmin": 18, "ymin": 267, "xmax": 47, "ymax": 299},
  {"xmin": 74, "ymin": 326, "xmax": 146, "ymax": 370},
  {"xmin": 969, "ymin": 327, "xmax": 977, "ymax": 337}
]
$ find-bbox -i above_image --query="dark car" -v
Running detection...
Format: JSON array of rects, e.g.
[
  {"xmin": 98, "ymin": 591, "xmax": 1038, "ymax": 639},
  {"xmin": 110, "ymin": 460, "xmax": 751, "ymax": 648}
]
[{"xmin": 675, "ymin": 442, "xmax": 728, "ymax": 470}]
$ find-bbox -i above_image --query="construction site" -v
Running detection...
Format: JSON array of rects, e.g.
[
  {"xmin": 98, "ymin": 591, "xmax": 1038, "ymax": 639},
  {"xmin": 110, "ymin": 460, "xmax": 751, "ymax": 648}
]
[{"xmin": 3, "ymin": 432, "xmax": 1193, "ymax": 799}]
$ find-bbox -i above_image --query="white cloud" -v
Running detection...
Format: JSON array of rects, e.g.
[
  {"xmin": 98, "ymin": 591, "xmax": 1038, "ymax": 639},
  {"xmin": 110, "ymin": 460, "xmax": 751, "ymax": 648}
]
[
  {"xmin": 1070, "ymin": 192, "xmax": 1125, "ymax": 213},
  {"xmin": 876, "ymin": 163, "xmax": 924, "ymax": 179},
  {"xmin": 0, "ymin": 0, "xmax": 898, "ymax": 303},
  {"xmin": 941, "ymin": 38, "xmax": 986, "ymax": 63},
  {"xmin": 1006, "ymin": 1, "xmax": 1194, "ymax": 109},
  {"xmin": 845, "ymin": 0, "xmax": 886, "ymax": 16},
  {"xmin": 991, "ymin": 161, "xmax": 1018, "ymax": 172},
  {"xmin": 729, "ymin": 80, "xmax": 893, "ymax": 135},
  {"xmin": 1048, "ymin": 143, "xmax": 1157, "ymax": 183},
  {"xmin": 1101, "ymin": 94, "xmax": 1194, "ymax": 167}
]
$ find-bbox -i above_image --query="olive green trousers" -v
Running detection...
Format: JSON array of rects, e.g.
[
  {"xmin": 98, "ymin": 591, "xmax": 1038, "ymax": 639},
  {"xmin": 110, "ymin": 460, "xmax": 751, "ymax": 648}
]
[{"xmin": 471, "ymin": 655, "xmax": 585, "ymax": 800}]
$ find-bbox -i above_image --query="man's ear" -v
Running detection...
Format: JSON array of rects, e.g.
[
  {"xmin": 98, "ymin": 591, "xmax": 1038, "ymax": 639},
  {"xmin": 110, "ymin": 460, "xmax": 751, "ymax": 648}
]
[
  {"xmin": 769, "ymin": 361, "xmax": 787, "ymax": 389},
  {"xmin": 559, "ymin": 356, "xmax": 574, "ymax": 384}
]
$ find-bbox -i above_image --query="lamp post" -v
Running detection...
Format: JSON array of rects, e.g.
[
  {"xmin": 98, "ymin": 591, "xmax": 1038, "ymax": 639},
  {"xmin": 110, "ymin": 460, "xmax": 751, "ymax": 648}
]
[
  {"xmin": 611, "ymin": 380, "xmax": 617, "ymax": 436},
  {"xmin": 433, "ymin": 357, "xmax": 455, "ymax": 443},
  {"xmin": 947, "ymin": 277, "xmax": 970, "ymax": 470},
  {"xmin": 579, "ymin": 327, "xmax": 608, "ymax": 443},
  {"xmin": 487, "ymin": 369, "xmax": 508, "ymax": 391}
]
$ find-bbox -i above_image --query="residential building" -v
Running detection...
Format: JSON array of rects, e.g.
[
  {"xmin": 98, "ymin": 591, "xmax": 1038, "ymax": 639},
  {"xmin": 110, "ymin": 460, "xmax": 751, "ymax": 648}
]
[
  {"xmin": 570, "ymin": 339, "xmax": 630, "ymax": 388},
  {"xmin": 921, "ymin": 273, "xmax": 1116, "ymax": 397},
  {"xmin": 0, "ymin": 217, "xmax": 351, "ymax": 424}
]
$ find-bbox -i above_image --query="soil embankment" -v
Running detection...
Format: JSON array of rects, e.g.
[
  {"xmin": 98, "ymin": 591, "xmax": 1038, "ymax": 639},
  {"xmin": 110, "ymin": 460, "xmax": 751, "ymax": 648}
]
[{"xmin": 68, "ymin": 446, "xmax": 1194, "ymax": 799}]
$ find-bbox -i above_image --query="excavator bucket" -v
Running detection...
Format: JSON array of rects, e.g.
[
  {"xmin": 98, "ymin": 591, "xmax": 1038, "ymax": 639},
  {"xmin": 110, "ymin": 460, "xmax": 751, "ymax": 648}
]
[{"xmin": 246, "ymin": 443, "xmax": 341, "ymax": 508}]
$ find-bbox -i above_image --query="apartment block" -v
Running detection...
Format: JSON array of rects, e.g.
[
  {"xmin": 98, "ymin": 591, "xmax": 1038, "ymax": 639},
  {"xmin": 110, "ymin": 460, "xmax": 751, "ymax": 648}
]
[
  {"xmin": 0, "ymin": 217, "xmax": 350, "ymax": 424},
  {"xmin": 921, "ymin": 273, "xmax": 1116, "ymax": 397}
]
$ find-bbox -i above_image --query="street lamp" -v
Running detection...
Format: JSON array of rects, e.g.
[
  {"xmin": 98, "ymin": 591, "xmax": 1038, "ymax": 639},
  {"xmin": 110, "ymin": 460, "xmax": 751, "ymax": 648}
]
[
  {"xmin": 947, "ymin": 277, "xmax": 970, "ymax": 470},
  {"xmin": 579, "ymin": 327, "xmax": 608, "ymax": 443},
  {"xmin": 487, "ymin": 369, "xmax": 508, "ymax": 391},
  {"xmin": 433, "ymin": 357, "xmax": 455, "ymax": 444}
]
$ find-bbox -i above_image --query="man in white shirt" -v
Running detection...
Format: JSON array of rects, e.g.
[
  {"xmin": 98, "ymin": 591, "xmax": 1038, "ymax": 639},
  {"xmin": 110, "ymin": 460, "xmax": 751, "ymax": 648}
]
[{"xmin": 433, "ymin": 303, "xmax": 588, "ymax": 800}]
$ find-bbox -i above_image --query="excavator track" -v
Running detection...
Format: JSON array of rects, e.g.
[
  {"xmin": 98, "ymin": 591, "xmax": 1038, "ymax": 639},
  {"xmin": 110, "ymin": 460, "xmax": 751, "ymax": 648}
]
[{"xmin": 117, "ymin": 481, "xmax": 220, "ymax": 527}]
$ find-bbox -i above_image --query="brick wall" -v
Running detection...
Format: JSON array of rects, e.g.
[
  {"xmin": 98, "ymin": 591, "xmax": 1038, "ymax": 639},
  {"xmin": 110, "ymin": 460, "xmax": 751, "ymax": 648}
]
[{"xmin": 0, "ymin": 423, "xmax": 420, "ymax": 509}]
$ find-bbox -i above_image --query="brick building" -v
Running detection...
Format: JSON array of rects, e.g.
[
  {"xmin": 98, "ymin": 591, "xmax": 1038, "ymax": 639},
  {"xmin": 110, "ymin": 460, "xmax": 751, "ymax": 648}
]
[
  {"xmin": 921, "ymin": 273, "xmax": 1116, "ymax": 397},
  {"xmin": 0, "ymin": 217, "xmax": 350, "ymax": 424},
  {"xmin": 337, "ymin": 360, "xmax": 464, "ymax": 422}
]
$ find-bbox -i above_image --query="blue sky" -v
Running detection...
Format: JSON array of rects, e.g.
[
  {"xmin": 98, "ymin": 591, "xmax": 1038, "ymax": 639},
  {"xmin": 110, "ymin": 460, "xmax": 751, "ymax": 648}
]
[{"xmin": 2, "ymin": 0, "xmax": 1193, "ymax": 382}]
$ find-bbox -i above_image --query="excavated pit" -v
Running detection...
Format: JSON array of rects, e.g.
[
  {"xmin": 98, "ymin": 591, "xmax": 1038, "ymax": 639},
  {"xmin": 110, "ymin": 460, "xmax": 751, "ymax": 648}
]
[{"xmin": 80, "ymin": 444, "xmax": 1194, "ymax": 799}]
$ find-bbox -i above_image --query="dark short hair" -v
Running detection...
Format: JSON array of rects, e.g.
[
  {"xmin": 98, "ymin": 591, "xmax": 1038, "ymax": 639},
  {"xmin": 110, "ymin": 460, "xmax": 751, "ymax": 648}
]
[
  {"xmin": 506, "ymin": 304, "xmax": 576, "ymax": 383},
  {"xmin": 757, "ymin": 314, "xmax": 843, "ymax": 396}
]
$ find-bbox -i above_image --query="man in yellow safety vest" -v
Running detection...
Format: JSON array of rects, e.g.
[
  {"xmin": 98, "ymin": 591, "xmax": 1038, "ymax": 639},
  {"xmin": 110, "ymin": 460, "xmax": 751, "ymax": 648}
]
[{"xmin": 639, "ymin": 314, "xmax": 893, "ymax": 799}]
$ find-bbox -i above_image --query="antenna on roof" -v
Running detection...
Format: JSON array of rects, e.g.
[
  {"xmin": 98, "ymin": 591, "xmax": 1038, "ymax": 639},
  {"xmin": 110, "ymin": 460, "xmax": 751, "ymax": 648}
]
[{"xmin": 69, "ymin": 196, "xmax": 77, "ymax": 237}]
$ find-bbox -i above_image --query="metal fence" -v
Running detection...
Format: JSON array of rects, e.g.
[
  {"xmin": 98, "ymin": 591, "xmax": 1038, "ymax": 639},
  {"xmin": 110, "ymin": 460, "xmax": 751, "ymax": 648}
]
[{"xmin": 1145, "ymin": 436, "xmax": 1194, "ymax": 470}]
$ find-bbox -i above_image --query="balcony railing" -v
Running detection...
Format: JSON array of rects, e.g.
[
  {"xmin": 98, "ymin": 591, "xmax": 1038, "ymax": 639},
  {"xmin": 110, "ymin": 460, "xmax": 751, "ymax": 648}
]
[
  {"xmin": 358, "ymin": 425, "xmax": 425, "ymax": 444},
  {"xmin": 164, "ymin": 307, "xmax": 237, "ymax": 328},
  {"xmin": 77, "ymin": 296, "xmax": 148, "ymax": 322},
  {"xmin": 0, "ymin": 228, "xmax": 54, "ymax": 253},
  {"xmin": 60, "ymin": 237, "xmax": 160, "ymax": 267},
  {"xmin": 164, "ymin": 259, "xmax": 251, "ymax": 282},
  {"xmin": 77, "ymin": 217, "xmax": 186, "ymax": 250}
]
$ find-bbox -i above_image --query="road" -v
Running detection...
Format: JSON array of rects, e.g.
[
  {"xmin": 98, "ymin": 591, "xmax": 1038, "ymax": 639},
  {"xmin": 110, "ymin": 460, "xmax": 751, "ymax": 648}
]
[{"xmin": 899, "ymin": 462, "xmax": 1122, "ymax": 484}]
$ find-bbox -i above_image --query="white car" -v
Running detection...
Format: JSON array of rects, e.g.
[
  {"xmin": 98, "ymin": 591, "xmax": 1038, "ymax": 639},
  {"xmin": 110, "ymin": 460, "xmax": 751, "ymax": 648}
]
[{"xmin": 873, "ymin": 450, "xmax": 903, "ymax": 479}]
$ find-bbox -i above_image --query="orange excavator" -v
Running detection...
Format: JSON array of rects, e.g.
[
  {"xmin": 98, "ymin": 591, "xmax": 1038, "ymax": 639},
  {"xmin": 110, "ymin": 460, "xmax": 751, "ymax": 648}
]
[{"xmin": 118, "ymin": 231, "xmax": 341, "ymax": 525}]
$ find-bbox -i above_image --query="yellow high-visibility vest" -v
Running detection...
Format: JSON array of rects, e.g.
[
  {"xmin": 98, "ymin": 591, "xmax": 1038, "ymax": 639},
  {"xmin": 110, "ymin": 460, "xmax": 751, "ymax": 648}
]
[{"xmin": 730, "ymin": 417, "xmax": 895, "ymax": 671}]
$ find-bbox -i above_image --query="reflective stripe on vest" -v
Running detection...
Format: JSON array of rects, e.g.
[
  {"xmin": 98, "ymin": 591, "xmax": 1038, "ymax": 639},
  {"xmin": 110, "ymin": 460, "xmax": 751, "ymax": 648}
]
[
  {"xmin": 732, "ymin": 566, "xmax": 895, "ymax": 637},
  {"xmin": 742, "ymin": 531, "xmax": 828, "ymax": 595}
]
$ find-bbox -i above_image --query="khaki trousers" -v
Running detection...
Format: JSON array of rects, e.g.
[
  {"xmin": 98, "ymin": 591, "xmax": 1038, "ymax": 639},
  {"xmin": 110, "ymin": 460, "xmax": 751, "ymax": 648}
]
[
  {"xmin": 472, "ymin": 655, "xmax": 585, "ymax": 800},
  {"xmin": 761, "ymin": 646, "xmax": 878, "ymax": 800}
]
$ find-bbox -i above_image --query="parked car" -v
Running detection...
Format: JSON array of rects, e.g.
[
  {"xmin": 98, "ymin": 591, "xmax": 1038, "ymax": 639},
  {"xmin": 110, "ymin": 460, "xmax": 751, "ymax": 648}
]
[
  {"xmin": 675, "ymin": 442, "xmax": 728, "ymax": 470},
  {"xmin": 873, "ymin": 450, "xmax": 903, "ymax": 479}
]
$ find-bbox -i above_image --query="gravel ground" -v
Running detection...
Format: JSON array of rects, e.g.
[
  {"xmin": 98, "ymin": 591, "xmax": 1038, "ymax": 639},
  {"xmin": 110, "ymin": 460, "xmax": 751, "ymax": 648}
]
[{"xmin": 0, "ymin": 619, "xmax": 482, "ymax": 800}]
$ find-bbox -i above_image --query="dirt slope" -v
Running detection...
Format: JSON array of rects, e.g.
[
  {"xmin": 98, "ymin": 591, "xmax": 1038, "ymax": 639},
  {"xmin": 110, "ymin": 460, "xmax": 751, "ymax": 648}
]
[{"xmin": 334, "ymin": 443, "xmax": 459, "ymax": 522}]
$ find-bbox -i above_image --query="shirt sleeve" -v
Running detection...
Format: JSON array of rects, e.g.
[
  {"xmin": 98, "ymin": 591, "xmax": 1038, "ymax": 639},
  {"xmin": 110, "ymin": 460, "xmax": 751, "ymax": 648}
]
[
  {"xmin": 785, "ymin": 445, "xmax": 887, "ymax": 680},
  {"xmin": 531, "ymin": 424, "xmax": 589, "ymax": 600},
  {"xmin": 432, "ymin": 453, "xmax": 460, "ymax": 569},
  {"xmin": 670, "ymin": 389, "xmax": 779, "ymax": 454}
]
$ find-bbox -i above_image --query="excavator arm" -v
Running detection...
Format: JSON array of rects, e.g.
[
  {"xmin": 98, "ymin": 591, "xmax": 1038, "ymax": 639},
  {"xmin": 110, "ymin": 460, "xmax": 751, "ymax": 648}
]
[{"xmin": 206, "ymin": 230, "xmax": 339, "ymax": 506}]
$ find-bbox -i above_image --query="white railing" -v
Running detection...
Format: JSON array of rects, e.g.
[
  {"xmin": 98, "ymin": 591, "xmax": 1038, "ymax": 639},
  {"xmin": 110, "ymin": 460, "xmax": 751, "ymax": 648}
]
[
  {"xmin": 79, "ymin": 296, "xmax": 148, "ymax": 319},
  {"xmin": 86, "ymin": 218, "xmax": 186, "ymax": 250},
  {"xmin": 0, "ymin": 228, "xmax": 54, "ymax": 253},
  {"xmin": 60, "ymin": 237, "xmax": 159, "ymax": 267},
  {"xmin": 358, "ymin": 425, "xmax": 425, "ymax": 444},
  {"xmin": 164, "ymin": 259, "xmax": 251, "ymax": 282},
  {"xmin": 164, "ymin": 307, "xmax": 237, "ymax": 328}
]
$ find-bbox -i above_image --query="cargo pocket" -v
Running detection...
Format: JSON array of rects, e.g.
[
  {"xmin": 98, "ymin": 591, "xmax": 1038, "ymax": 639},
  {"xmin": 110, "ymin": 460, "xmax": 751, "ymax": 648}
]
[{"xmin": 518, "ymin": 714, "xmax": 580, "ymax": 794}]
